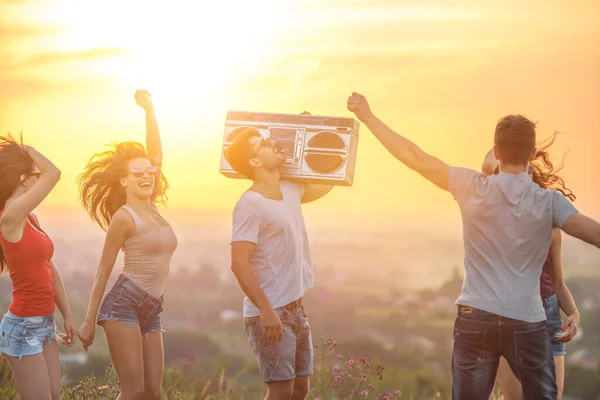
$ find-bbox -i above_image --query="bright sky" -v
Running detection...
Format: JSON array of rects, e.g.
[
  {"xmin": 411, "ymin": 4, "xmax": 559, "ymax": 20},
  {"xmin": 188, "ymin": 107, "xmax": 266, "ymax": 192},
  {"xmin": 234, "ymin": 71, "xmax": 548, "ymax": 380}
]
[{"xmin": 1, "ymin": 0, "xmax": 599, "ymax": 222}]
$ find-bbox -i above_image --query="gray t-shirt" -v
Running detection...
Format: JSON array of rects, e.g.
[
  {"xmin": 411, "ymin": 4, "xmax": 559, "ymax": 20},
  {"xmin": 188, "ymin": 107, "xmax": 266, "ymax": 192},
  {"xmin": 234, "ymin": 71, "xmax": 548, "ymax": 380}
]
[
  {"xmin": 231, "ymin": 180, "xmax": 313, "ymax": 317},
  {"xmin": 449, "ymin": 168, "xmax": 578, "ymax": 322}
]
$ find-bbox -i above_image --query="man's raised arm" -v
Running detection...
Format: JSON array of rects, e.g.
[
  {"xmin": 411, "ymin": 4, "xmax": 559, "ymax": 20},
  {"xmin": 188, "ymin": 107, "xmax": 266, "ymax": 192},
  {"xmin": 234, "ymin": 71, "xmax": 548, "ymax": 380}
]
[{"xmin": 347, "ymin": 92, "xmax": 450, "ymax": 191}]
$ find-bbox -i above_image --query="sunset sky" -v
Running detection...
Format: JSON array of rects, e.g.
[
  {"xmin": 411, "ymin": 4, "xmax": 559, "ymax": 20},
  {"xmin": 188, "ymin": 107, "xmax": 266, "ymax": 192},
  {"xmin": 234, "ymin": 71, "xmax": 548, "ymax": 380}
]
[{"xmin": 2, "ymin": 0, "xmax": 599, "ymax": 223}]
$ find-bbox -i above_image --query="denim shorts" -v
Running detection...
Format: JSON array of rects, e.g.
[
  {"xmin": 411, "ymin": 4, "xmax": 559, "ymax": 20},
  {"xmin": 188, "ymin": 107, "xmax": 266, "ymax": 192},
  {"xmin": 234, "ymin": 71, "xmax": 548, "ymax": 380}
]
[
  {"xmin": 0, "ymin": 311, "xmax": 56, "ymax": 359},
  {"xmin": 97, "ymin": 274, "xmax": 164, "ymax": 336},
  {"xmin": 243, "ymin": 305, "xmax": 314, "ymax": 382},
  {"xmin": 543, "ymin": 294, "xmax": 566, "ymax": 357}
]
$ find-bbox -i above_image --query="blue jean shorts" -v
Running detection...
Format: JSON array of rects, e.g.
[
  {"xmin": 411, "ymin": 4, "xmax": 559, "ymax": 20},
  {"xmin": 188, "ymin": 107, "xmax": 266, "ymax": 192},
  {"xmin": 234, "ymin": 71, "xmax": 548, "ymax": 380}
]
[
  {"xmin": 543, "ymin": 294, "xmax": 566, "ymax": 357},
  {"xmin": 0, "ymin": 311, "xmax": 56, "ymax": 359},
  {"xmin": 243, "ymin": 304, "xmax": 314, "ymax": 382},
  {"xmin": 97, "ymin": 274, "xmax": 164, "ymax": 336}
]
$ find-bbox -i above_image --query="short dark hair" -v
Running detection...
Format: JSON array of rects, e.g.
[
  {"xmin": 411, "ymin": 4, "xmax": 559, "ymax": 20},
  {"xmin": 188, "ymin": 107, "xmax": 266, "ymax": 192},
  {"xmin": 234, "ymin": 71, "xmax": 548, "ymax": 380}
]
[
  {"xmin": 494, "ymin": 115, "xmax": 537, "ymax": 166},
  {"xmin": 224, "ymin": 128, "xmax": 261, "ymax": 178}
]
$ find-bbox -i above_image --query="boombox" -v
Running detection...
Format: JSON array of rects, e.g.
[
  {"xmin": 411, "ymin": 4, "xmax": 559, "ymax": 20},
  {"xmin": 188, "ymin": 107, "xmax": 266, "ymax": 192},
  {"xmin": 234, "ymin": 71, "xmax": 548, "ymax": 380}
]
[{"xmin": 219, "ymin": 111, "xmax": 360, "ymax": 186}]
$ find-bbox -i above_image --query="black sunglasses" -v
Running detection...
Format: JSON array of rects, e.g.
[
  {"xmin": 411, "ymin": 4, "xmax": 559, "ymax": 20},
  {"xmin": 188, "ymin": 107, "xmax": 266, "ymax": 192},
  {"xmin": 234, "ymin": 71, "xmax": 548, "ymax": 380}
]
[{"xmin": 251, "ymin": 138, "xmax": 279, "ymax": 158}]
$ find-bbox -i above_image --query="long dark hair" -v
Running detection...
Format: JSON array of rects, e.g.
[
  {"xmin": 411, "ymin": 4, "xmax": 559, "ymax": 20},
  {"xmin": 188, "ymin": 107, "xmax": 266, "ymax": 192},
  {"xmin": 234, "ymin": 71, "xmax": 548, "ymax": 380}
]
[
  {"xmin": 530, "ymin": 132, "xmax": 575, "ymax": 201},
  {"xmin": 493, "ymin": 131, "xmax": 575, "ymax": 200},
  {"xmin": 78, "ymin": 141, "xmax": 169, "ymax": 231},
  {"xmin": 0, "ymin": 134, "xmax": 34, "ymax": 273}
]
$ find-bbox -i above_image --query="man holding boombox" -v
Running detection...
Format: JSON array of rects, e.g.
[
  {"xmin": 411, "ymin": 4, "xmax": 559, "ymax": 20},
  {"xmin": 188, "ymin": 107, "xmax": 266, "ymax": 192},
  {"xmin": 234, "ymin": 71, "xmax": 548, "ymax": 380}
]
[{"xmin": 224, "ymin": 125, "xmax": 332, "ymax": 400}]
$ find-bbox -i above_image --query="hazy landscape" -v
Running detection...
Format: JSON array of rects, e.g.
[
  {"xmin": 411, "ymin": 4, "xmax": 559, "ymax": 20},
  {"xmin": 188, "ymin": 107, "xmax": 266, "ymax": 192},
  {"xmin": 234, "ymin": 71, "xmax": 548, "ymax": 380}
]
[
  {"xmin": 2, "ymin": 0, "xmax": 600, "ymax": 397},
  {"xmin": 1, "ymin": 207, "xmax": 599, "ymax": 399}
]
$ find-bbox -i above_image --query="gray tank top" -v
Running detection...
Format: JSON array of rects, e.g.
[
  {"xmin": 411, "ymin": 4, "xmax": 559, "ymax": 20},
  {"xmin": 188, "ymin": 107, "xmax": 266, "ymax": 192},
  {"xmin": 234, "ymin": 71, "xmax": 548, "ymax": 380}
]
[{"xmin": 120, "ymin": 205, "xmax": 178, "ymax": 298}]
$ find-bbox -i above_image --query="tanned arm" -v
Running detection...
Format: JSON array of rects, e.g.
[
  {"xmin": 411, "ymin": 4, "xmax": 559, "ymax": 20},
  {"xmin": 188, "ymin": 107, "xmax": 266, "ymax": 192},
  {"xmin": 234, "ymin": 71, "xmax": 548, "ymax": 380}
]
[
  {"xmin": 231, "ymin": 241, "xmax": 284, "ymax": 343},
  {"xmin": 548, "ymin": 229, "xmax": 580, "ymax": 342},
  {"xmin": 347, "ymin": 92, "xmax": 450, "ymax": 190}
]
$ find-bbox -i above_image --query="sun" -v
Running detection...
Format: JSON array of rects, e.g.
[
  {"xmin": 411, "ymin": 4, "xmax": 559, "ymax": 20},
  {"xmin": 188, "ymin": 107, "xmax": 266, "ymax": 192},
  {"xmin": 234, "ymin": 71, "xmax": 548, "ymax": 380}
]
[
  {"xmin": 47, "ymin": 0, "xmax": 294, "ymax": 102},
  {"xmin": 29, "ymin": 0, "xmax": 298, "ymax": 149}
]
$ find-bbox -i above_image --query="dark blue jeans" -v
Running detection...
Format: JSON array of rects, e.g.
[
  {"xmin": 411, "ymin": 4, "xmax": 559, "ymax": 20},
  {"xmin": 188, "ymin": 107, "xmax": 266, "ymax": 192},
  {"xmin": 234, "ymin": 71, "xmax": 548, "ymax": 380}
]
[{"xmin": 452, "ymin": 305, "xmax": 557, "ymax": 400}]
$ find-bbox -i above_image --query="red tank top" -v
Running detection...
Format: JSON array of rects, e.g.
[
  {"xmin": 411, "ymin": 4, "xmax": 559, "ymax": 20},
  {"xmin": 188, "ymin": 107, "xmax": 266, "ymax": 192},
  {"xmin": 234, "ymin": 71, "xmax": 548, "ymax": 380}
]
[{"xmin": 0, "ymin": 211, "xmax": 55, "ymax": 317}]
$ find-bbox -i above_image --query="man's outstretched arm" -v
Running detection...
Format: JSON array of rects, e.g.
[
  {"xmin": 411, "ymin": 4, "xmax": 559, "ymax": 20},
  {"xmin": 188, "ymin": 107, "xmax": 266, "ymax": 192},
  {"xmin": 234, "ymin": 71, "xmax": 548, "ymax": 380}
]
[
  {"xmin": 347, "ymin": 92, "xmax": 450, "ymax": 191},
  {"xmin": 561, "ymin": 212, "xmax": 600, "ymax": 248}
]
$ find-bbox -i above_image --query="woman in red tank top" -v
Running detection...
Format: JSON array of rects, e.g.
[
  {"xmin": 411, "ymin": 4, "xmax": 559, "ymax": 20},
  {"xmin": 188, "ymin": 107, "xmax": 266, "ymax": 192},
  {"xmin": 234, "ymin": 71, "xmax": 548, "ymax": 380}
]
[
  {"xmin": 482, "ymin": 133, "xmax": 581, "ymax": 400},
  {"xmin": 0, "ymin": 135, "xmax": 77, "ymax": 400}
]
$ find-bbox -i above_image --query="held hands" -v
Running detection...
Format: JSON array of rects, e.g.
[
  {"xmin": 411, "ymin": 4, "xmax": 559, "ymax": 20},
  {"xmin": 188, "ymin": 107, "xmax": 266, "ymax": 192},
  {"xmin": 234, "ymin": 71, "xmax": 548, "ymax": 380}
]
[
  {"xmin": 78, "ymin": 321, "xmax": 96, "ymax": 351},
  {"xmin": 347, "ymin": 92, "xmax": 374, "ymax": 123},
  {"xmin": 261, "ymin": 307, "xmax": 283, "ymax": 343},
  {"xmin": 134, "ymin": 89, "xmax": 154, "ymax": 112},
  {"xmin": 57, "ymin": 317, "xmax": 77, "ymax": 348},
  {"xmin": 557, "ymin": 312, "xmax": 580, "ymax": 343}
]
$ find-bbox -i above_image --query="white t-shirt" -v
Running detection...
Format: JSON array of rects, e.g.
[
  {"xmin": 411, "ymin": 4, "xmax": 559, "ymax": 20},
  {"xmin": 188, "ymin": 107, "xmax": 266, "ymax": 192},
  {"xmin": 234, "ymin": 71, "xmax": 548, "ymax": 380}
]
[
  {"xmin": 231, "ymin": 180, "xmax": 313, "ymax": 317},
  {"xmin": 449, "ymin": 168, "xmax": 578, "ymax": 322}
]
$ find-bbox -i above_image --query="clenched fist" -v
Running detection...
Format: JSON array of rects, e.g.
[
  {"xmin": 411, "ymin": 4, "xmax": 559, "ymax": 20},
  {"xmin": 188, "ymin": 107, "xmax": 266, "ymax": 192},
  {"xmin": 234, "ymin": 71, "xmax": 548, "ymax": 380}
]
[
  {"xmin": 347, "ymin": 92, "xmax": 374, "ymax": 123},
  {"xmin": 135, "ymin": 89, "xmax": 154, "ymax": 112}
]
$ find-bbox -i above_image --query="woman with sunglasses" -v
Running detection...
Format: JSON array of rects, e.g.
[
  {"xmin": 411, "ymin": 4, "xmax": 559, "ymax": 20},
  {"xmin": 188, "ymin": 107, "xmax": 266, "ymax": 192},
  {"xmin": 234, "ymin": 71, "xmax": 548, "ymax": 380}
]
[
  {"xmin": 482, "ymin": 134, "xmax": 580, "ymax": 400},
  {"xmin": 0, "ymin": 135, "xmax": 77, "ymax": 400},
  {"xmin": 77, "ymin": 90, "xmax": 178, "ymax": 400}
]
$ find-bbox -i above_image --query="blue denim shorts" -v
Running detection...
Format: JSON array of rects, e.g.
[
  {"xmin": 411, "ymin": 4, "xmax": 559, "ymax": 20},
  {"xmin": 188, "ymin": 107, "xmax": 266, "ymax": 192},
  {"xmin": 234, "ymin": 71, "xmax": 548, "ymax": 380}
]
[
  {"xmin": 97, "ymin": 274, "xmax": 165, "ymax": 336},
  {"xmin": 0, "ymin": 311, "xmax": 56, "ymax": 359},
  {"xmin": 243, "ymin": 305, "xmax": 314, "ymax": 382},
  {"xmin": 543, "ymin": 294, "xmax": 566, "ymax": 357}
]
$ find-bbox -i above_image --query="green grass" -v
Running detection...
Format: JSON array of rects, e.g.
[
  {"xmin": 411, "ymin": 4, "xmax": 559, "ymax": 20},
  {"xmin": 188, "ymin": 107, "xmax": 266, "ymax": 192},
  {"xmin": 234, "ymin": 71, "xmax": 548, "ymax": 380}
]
[{"xmin": 0, "ymin": 337, "xmax": 510, "ymax": 400}]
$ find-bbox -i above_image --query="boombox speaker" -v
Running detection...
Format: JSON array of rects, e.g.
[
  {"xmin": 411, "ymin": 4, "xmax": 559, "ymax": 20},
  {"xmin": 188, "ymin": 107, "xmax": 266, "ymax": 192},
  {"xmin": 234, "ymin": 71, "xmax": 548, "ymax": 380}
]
[{"xmin": 219, "ymin": 111, "xmax": 360, "ymax": 186}]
